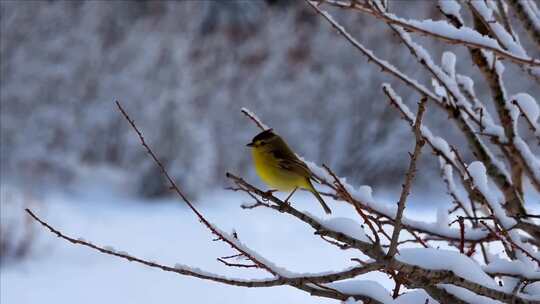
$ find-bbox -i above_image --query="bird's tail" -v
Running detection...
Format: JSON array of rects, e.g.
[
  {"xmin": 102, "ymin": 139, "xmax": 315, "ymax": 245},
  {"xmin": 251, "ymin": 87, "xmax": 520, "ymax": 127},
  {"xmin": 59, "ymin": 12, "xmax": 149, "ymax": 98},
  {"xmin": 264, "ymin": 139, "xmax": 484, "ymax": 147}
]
[{"xmin": 307, "ymin": 179, "xmax": 332, "ymax": 214}]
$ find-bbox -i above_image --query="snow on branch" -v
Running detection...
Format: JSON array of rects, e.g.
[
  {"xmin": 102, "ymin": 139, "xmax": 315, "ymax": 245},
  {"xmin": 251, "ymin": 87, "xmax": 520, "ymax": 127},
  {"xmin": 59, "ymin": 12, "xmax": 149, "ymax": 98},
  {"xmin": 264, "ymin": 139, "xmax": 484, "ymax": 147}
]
[
  {"xmin": 24, "ymin": 208, "xmax": 278, "ymax": 288},
  {"xmin": 321, "ymin": 0, "xmax": 540, "ymax": 67},
  {"xmin": 24, "ymin": 208, "xmax": 389, "ymax": 302},
  {"xmin": 236, "ymin": 107, "xmax": 538, "ymax": 303},
  {"xmin": 241, "ymin": 107, "xmax": 269, "ymax": 131},
  {"xmin": 25, "ymin": 2, "xmax": 540, "ymax": 303},
  {"xmin": 114, "ymin": 101, "xmax": 281, "ymax": 276},
  {"xmin": 303, "ymin": 0, "xmax": 442, "ymax": 105},
  {"xmin": 506, "ymin": 0, "xmax": 540, "ymax": 48},
  {"xmin": 25, "ymin": 101, "xmax": 539, "ymax": 303},
  {"xmin": 377, "ymin": 6, "xmax": 537, "ymax": 217}
]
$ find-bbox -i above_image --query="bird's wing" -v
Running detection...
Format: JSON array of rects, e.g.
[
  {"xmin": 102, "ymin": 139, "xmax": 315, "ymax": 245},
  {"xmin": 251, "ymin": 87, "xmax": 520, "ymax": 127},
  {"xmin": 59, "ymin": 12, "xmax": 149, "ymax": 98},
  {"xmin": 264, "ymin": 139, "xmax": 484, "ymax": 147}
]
[{"xmin": 271, "ymin": 150, "xmax": 312, "ymax": 178}]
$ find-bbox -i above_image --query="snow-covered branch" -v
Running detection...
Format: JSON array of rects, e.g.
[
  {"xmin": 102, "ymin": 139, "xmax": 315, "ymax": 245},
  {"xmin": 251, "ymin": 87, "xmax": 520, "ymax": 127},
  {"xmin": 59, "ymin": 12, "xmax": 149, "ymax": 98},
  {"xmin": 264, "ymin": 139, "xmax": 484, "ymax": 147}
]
[
  {"xmin": 25, "ymin": 2, "xmax": 540, "ymax": 303},
  {"xmin": 507, "ymin": 0, "xmax": 540, "ymax": 48},
  {"xmin": 321, "ymin": 0, "xmax": 540, "ymax": 67}
]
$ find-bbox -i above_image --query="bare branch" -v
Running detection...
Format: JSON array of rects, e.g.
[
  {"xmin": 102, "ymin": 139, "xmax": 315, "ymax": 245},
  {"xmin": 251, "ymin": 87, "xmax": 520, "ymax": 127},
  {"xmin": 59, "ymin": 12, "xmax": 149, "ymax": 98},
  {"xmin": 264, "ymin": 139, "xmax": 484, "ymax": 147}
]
[
  {"xmin": 387, "ymin": 96, "xmax": 427, "ymax": 257},
  {"xmin": 496, "ymin": 0, "xmax": 520, "ymax": 43},
  {"xmin": 25, "ymin": 208, "xmax": 389, "ymax": 302},
  {"xmin": 304, "ymin": 0, "xmax": 441, "ymax": 104},
  {"xmin": 322, "ymin": 164, "xmax": 379, "ymax": 245},
  {"xmin": 24, "ymin": 208, "xmax": 271, "ymax": 287},
  {"xmin": 114, "ymin": 101, "xmax": 279, "ymax": 275},
  {"xmin": 216, "ymin": 258, "xmax": 259, "ymax": 269}
]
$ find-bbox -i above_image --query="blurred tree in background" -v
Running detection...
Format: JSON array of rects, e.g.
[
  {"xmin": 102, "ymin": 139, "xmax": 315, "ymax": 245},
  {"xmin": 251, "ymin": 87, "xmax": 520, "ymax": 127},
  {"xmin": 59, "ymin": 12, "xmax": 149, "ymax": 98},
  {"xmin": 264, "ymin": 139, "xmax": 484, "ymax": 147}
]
[{"xmin": 1, "ymin": 0, "xmax": 538, "ymax": 198}]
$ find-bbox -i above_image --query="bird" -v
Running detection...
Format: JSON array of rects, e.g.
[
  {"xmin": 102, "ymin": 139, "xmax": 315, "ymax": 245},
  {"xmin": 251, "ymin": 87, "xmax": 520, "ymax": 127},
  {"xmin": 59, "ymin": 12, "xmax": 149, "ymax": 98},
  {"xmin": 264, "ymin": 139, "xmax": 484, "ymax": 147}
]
[{"xmin": 246, "ymin": 129, "xmax": 332, "ymax": 214}]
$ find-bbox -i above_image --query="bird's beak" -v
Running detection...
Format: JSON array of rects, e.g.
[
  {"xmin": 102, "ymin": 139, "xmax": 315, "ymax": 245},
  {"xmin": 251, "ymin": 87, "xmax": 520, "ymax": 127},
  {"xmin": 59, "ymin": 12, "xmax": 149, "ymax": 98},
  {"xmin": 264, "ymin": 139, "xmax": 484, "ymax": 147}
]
[{"xmin": 246, "ymin": 142, "xmax": 254, "ymax": 147}]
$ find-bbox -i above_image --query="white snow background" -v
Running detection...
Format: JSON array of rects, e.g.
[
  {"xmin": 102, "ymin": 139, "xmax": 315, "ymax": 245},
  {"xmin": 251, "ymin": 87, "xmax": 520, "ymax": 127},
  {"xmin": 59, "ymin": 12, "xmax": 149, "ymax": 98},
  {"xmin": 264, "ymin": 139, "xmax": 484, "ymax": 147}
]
[{"xmin": 0, "ymin": 167, "xmax": 465, "ymax": 304}]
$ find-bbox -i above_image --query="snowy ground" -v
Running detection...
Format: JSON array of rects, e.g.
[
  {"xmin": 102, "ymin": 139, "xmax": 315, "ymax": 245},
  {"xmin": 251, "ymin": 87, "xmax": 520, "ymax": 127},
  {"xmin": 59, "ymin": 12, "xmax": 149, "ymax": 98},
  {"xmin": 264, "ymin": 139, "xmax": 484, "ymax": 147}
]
[
  {"xmin": 0, "ymin": 178, "xmax": 445, "ymax": 304},
  {"xmin": 4, "ymin": 174, "xmax": 534, "ymax": 304}
]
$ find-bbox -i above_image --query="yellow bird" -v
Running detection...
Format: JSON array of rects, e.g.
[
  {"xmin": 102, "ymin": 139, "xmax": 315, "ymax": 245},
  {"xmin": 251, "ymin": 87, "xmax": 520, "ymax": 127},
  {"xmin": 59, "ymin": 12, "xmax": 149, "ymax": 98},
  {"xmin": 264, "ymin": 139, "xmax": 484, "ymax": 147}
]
[{"xmin": 246, "ymin": 129, "xmax": 332, "ymax": 214}]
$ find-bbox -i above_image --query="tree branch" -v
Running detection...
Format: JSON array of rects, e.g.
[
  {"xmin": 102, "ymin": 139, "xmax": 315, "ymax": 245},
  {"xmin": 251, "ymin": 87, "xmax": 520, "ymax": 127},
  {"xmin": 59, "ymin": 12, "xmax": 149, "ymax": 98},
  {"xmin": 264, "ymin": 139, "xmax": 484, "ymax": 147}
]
[
  {"xmin": 320, "ymin": 0, "xmax": 540, "ymax": 67},
  {"xmin": 387, "ymin": 96, "xmax": 427, "ymax": 257}
]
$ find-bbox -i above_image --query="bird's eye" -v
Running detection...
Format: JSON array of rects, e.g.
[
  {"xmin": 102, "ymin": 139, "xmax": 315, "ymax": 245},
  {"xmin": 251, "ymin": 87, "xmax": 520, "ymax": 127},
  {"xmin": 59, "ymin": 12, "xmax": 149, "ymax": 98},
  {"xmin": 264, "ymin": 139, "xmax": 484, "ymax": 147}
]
[{"xmin": 259, "ymin": 141, "xmax": 266, "ymax": 146}]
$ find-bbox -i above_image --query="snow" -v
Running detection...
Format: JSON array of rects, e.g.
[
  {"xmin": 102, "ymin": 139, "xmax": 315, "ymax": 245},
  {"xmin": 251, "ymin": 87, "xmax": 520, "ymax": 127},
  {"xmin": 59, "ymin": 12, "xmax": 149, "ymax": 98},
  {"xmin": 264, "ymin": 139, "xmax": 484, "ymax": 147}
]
[
  {"xmin": 456, "ymin": 74, "xmax": 474, "ymax": 94},
  {"xmin": 103, "ymin": 246, "xmax": 116, "ymax": 252},
  {"xmin": 4, "ymin": 178, "xmax": 518, "ymax": 304},
  {"xmin": 349, "ymin": 185, "xmax": 376, "ymax": 205},
  {"xmin": 431, "ymin": 136, "xmax": 452, "ymax": 158},
  {"xmin": 382, "ymin": 84, "xmax": 456, "ymax": 162},
  {"xmin": 240, "ymin": 107, "xmax": 270, "ymax": 131},
  {"xmin": 483, "ymin": 257, "xmax": 540, "ymax": 280},
  {"xmin": 327, "ymin": 280, "xmax": 393, "ymax": 303},
  {"xmin": 440, "ymin": 162, "xmax": 472, "ymax": 215},
  {"xmin": 322, "ymin": 217, "xmax": 372, "ymax": 243},
  {"xmin": 469, "ymin": 1, "xmax": 527, "ymax": 57},
  {"xmin": 468, "ymin": 161, "xmax": 488, "ymax": 192},
  {"xmin": 2, "ymin": 169, "xmax": 537, "ymax": 304},
  {"xmin": 383, "ymin": 9, "xmax": 535, "ymax": 64},
  {"xmin": 523, "ymin": 282, "xmax": 540, "ymax": 298},
  {"xmin": 442, "ymin": 282, "xmax": 540, "ymax": 302},
  {"xmin": 436, "ymin": 206, "xmax": 449, "ymax": 229},
  {"xmin": 381, "ymin": 84, "xmax": 416, "ymax": 119},
  {"xmin": 513, "ymin": 1, "xmax": 540, "ymax": 45},
  {"xmin": 310, "ymin": 154, "xmax": 490, "ymax": 242},
  {"xmin": 343, "ymin": 297, "xmax": 358, "ymax": 304},
  {"xmin": 513, "ymin": 137, "xmax": 540, "ymax": 184},
  {"xmin": 438, "ymin": 284, "xmax": 503, "ymax": 304},
  {"xmin": 394, "ymin": 289, "xmax": 436, "ymax": 304},
  {"xmin": 396, "ymin": 248, "xmax": 498, "ymax": 289},
  {"xmin": 391, "ymin": 25, "xmax": 509, "ymax": 142},
  {"xmin": 511, "ymin": 93, "xmax": 539, "ymax": 123},
  {"xmin": 528, "ymin": 0, "xmax": 540, "ymax": 17},
  {"xmin": 432, "ymin": 78, "xmax": 446, "ymax": 96},
  {"xmin": 311, "ymin": 4, "xmax": 440, "ymax": 104},
  {"xmin": 438, "ymin": 0, "xmax": 462, "ymax": 19},
  {"xmin": 3, "ymin": 186, "xmax": 410, "ymax": 304},
  {"xmin": 442, "ymin": 51, "xmax": 456, "ymax": 79},
  {"xmin": 466, "ymin": 162, "xmax": 516, "ymax": 229},
  {"xmin": 3, "ymin": 2, "xmax": 540, "ymax": 303}
]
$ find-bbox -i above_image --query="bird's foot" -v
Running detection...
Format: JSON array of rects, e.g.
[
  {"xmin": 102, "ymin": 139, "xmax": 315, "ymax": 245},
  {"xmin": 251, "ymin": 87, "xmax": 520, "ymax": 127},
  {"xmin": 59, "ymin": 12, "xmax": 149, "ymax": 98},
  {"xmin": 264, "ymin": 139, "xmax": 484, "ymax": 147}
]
[{"xmin": 283, "ymin": 187, "xmax": 298, "ymax": 205}]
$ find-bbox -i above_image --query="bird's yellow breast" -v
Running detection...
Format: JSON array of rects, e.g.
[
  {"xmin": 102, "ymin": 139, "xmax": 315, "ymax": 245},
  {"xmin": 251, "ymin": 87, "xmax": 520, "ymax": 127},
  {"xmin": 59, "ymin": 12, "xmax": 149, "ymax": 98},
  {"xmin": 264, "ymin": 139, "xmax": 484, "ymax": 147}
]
[{"xmin": 252, "ymin": 148, "xmax": 308, "ymax": 191}]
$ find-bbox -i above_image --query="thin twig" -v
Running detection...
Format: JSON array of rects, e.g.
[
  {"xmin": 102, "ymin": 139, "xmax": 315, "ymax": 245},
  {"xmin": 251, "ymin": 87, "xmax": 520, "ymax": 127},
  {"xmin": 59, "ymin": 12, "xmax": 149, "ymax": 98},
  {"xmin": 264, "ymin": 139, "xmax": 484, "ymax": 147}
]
[
  {"xmin": 387, "ymin": 97, "xmax": 427, "ymax": 258},
  {"xmin": 511, "ymin": 99, "xmax": 540, "ymax": 144},
  {"xmin": 241, "ymin": 108, "xmax": 268, "ymax": 131},
  {"xmin": 458, "ymin": 216, "xmax": 465, "ymax": 254},
  {"xmin": 322, "ymin": 164, "xmax": 379, "ymax": 245},
  {"xmin": 217, "ymin": 258, "xmax": 259, "ymax": 269},
  {"xmin": 24, "ymin": 209, "xmax": 269, "ymax": 287},
  {"xmin": 320, "ymin": 0, "xmax": 540, "ymax": 67},
  {"xmin": 114, "ymin": 101, "xmax": 278, "ymax": 275}
]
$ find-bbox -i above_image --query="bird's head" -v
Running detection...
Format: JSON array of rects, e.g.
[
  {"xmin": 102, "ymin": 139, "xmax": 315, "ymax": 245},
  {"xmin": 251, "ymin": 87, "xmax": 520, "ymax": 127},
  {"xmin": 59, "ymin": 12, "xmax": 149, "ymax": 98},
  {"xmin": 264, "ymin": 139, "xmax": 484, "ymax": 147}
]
[{"xmin": 246, "ymin": 129, "xmax": 277, "ymax": 150}]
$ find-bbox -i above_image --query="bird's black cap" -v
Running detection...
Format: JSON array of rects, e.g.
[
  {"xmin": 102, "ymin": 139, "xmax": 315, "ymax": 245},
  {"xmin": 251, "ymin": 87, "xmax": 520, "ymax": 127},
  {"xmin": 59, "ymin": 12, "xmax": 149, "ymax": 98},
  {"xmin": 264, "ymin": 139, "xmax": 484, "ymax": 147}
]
[{"xmin": 247, "ymin": 129, "xmax": 275, "ymax": 147}]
